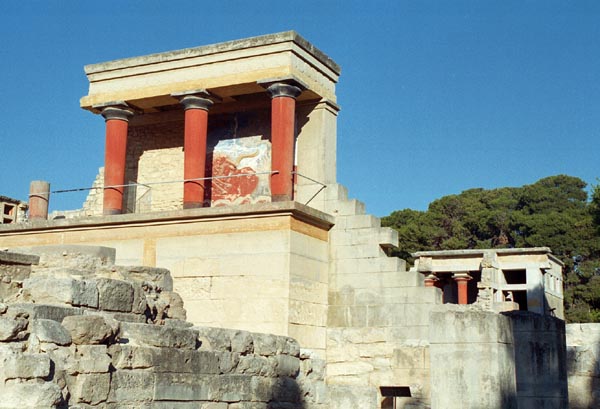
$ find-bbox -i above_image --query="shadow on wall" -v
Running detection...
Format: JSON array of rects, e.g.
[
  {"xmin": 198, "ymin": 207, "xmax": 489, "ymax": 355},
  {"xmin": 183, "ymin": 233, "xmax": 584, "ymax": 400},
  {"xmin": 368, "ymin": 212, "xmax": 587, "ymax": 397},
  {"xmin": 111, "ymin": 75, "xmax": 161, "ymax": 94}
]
[
  {"xmin": 269, "ymin": 377, "xmax": 305, "ymax": 409},
  {"xmin": 501, "ymin": 289, "xmax": 569, "ymax": 409}
]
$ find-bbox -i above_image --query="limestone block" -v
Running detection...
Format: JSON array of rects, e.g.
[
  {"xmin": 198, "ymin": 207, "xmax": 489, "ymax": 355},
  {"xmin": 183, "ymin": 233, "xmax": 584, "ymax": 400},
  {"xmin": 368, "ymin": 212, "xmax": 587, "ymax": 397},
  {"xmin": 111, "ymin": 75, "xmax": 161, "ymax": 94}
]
[
  {"xmin": 11, "ymin": 303, "xmax": 83, "ymax": 322},
  {"xmin": 153, "ymin": 373, "xmax": 211, "ymax": 401},
  {"xmin": 173, "ymin": 277, "xmax": 211, "ymax": 300},
  {"xmin": 231, "ymin": 330, "xmax": 254, "ymax": 354},
  {"xmin": 23, "ymin": 277, "xmax": 98, "ymax": 308},
  {"xmin": 429, "ymin": 307, "xmax": 514, "ymax": 344},
  {"xmin": 236, "ymin": 355, "xmax": 273, "ymax": 376},
  {"xmin": 73, "ymin": 345, "xmax": 111, "ymax": 373},
  {"xmin": 275, "ymin": 354, "xmax": 300, "ymax": 377},
  {"xmin": 108, "ymin": 370, "xmax": 155, "ymax": 403},
  {"xmin": 393, "ymin": 346, "xmax": 428, "ymax": 370},
  {"xmin": 289, "ymin": 300, "xmax": 327, "ymax": 326},
  {"xmin": 99, "ymin": 265, "xmax": 173, "ymax": 291},
  {"xmin": 282, "ymin": 336, "xmax": 301, "ymax": 357},
  {"xmin": 229, "ymin": 403, "xmax": 267, "ymax": 409},
  {"xmin": 218, "ymin": 351, "xmax": 240, "ymax": 374},
  {"xmin": 332, "ymin": 243, "xmax": 385, "ymax": 260},
  {"xmin": 288, "ymin": 324, "xmax": 326, "ymax": 352},
  {"xmin": 119, "ymin": 322, "xmax": 198, "ymax": 349},
  {"xmin": 328, "ymin": 385, "xmax": 378, "ymax": 409},
  {"xmin": 62, "ymin": 315, "xmax": 113, "ymax": 345},
  {"xmin": 31, "ymin": 318, "xmax": 71, "ymax": 346},
  {"xmin": 0, "ymin": 352, "xmax": 50, "ymax": 380},
  {"xmin": 326, "ymin": 198, "xmax": 366, "ymax": 216},
  {"xmin": 207, "ymin": 374, "xmax": 252, "ymax": 402},
  {"xmin": 0, "ymin": 381, "xmax": 62, "ymax": 408},
  {"xmin": 327, "ymin": 305, "xmax": 367, "ymax": 327},
  {"xmin": 67, "ymin": 372, "xmax": 110, "ymax": 405},
  {"xmin": 336, "ymin": 214, "xmax": 381, "ymax": 230},
  {"xmin": 109, "ymin": 345, "xmax": 154, "ymax": 370},
  {"xmin": 253, "ymin": 332, "xmax": 278, "ymax": 356},
  {"xmin": 195, "ymin": 326, "xmax": 232, "ymax": 351},
  {"xmin": 96, "ymin": 278, "xmax": 134, "ymax": 312},
  {"xmin": 327, "ymin": 361, "xmax": 374, "ymax": 377},
  {"xmin": 0, "ymin": 309, "xmax": 29, "ymax": 341}
]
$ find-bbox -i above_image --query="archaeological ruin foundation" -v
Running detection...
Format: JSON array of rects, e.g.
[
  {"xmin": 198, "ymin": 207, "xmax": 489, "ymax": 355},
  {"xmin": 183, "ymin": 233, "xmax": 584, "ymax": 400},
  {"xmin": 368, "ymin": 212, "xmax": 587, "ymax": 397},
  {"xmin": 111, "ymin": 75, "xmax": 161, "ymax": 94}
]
[{"xmin": 0, "ymin": 31, "xmax": 598, "ymax": 409}]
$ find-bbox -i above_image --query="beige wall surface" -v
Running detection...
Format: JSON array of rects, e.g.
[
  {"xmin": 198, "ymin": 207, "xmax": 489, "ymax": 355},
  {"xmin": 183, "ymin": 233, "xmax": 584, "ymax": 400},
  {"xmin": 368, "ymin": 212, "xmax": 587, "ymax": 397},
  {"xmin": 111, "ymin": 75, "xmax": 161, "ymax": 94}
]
[{"xmin": 0, "ymin": 204, "xmax": 331, "ymax": 353}]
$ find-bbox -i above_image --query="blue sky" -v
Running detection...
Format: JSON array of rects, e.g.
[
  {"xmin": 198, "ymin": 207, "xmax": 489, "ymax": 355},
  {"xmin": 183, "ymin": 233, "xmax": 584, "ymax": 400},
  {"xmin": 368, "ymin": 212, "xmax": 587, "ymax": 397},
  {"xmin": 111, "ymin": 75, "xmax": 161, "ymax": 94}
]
[{"xmin": 1, "ymin": 1, "xmax": 599, "ymax": 216}]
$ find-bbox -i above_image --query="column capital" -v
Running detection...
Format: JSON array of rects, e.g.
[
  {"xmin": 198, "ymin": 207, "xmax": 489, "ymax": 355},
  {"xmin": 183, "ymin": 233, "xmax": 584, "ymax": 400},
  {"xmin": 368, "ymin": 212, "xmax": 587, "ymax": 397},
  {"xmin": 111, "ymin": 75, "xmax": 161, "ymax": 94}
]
[
  {"xmin": 424, "ymin": 273, "xmax": 439, "ymax": 287},
  {"xmin": 172, "ymin": 89, "xmax": 219, "ymax": 111},
  {"xmin": 100, "ymin": 104, "xmax": 134, "ymax": 122},
  {"xmin": 258, "ymin": 77, "xmax": 308, "ymax": 99},
  {"xmin": 453, "ymin": 272, "xmax": 472, "ymax": 282}
]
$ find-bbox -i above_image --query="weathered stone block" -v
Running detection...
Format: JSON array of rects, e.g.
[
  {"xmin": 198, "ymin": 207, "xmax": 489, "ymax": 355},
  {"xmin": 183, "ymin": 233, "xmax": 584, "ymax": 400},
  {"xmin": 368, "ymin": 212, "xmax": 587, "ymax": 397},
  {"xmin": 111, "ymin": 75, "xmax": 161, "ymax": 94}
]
[
  {"xmin": 195, "ymin": 326, "xmax": 232, "ymax": 351},
  {"xmin": 0, "ymin": 310, "xmax": 28, "ymax": 341},
  {"xmin": 108, "ymin": 370, "xmax": 155, "ymax": 403},
  {"xmin": 253, "ymin": 332, "xmax": 278, "ymax": 356},
  {"xmin": 0, "ymin": 381, "xmax": 62, "ymax": 408},
  {"xmin": 275, "ymin": 355, "xmax": 300, "ymax": 377},
  {"xmin": 67, "ymin": 372, "xmax": 111, "ymax": 405},
  {"xmin": 153, "ymin": 373, "xmax": 211, "ymax": 401},
  {"xmin": 231, "ymin": 330, "xmax": 254, "ymax": 354},
  {"xmin": 62, "ymin": 315, "xmax": 113, "ymax": 345},
  {"xmin": 96, "ymin": 278, "xmax": 134, "ymax": 312},
  {"xmin": 0, "ymin": 352, "xmax": 50, "ymax": 380},
  {"xmin": 23, "ymin": 277, "xmax": 98, "ymax": 308},
  {"xmin": 236, "ymin": 355, "xmax": 273, "ymax": 376},
  {"xmin": 11, "ymin": 303, "xmax": 83, "ymax": 322},
  {"xmin": 119, "ymin": 322, "xmax": 198, "ymax": 349},
  {"xmin": 73, "ymin": 345, "xmax": 111, "ymax": 373},
  {"xmin": 31, "ymin": 318, "xmax": 71, "ymax": 346}
]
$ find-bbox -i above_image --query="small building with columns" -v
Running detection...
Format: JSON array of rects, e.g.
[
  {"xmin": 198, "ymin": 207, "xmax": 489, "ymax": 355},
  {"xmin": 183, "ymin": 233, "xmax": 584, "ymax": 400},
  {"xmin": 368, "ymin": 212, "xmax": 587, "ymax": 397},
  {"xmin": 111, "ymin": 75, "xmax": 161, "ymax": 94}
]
[{"xmin": 412, "ymin": 247, "xmax": 565, "ymax": 319}]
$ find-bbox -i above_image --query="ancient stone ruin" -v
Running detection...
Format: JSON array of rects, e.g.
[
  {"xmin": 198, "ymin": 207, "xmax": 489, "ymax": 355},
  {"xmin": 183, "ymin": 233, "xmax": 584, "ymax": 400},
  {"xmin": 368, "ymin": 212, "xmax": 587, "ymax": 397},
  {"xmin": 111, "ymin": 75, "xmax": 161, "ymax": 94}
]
[
  {"xmin": 0, "ymin": 246, "xmax": 326, "ymax": 408},
  {"xmin": 1, "ymin": 31, "xmax": 599, "ymax": 408}
]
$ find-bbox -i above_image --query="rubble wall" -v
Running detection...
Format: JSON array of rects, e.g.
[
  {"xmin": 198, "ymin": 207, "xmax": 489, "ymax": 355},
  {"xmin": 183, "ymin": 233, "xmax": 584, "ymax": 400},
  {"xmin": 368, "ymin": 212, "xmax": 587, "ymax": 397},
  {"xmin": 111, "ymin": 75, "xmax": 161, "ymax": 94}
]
[{"xmin": 0, "ymin": 246, "xmax": 328, "ymax": 409}]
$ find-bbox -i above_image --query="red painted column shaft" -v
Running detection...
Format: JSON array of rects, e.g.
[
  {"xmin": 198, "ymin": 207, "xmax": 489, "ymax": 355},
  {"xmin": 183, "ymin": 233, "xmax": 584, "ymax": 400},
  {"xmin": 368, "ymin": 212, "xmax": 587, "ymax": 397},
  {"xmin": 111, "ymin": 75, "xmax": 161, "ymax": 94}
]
[
  {"xmin": 455, "ymin": 277, "xmax": 471, "ymax": 305},
  {"xmin": 184, "ymin": 108, "xmax": 208, "ymax": 208},
  {"xmin": 271, "ymin": 95, "xmax": 297, "ymax": 201},
  {"xmin": 178, "ymin": 93, "xmax": 213, "ymax": 209},
  {"xmin": 101, "ymin": 106, "xmax": 132, "ymax": 215},
  {"xmin": 28, "ymin": 180, "xmax": 50, "ymax": 220},
  {"xmin": 260, "ymin": 80, "xmax": 304, "ymax": 202}
]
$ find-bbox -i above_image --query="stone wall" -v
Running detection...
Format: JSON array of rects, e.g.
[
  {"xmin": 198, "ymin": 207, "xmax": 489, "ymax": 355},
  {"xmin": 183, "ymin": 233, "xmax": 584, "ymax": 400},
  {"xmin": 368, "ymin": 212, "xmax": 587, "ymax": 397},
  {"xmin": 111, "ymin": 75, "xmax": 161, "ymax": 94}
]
[
  {"xmin": 323, "ymin": 184, "xmax": 439, "ymax": 408},
  {"xmin": 429, "ymin": 307, "xmax": 518, "ymax": 409},
  {"xmin": 0, "ymin": 246, "xmax": 328, "ymax": 409},
  {"xmin": 566, "ymin": 323, "xmax": 600, "ymax": 409},
  {"xmin": 508, "ymin": 311, "xmax": 568, "ymax": 409}
]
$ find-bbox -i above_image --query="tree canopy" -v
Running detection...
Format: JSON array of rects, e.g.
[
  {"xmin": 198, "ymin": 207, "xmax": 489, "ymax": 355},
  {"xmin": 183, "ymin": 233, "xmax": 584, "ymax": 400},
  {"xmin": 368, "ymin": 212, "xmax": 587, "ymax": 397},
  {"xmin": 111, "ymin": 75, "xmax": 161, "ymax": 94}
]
[{"xmin": 382, "ymin": 175, "xmax": 600, "ymax": 323}]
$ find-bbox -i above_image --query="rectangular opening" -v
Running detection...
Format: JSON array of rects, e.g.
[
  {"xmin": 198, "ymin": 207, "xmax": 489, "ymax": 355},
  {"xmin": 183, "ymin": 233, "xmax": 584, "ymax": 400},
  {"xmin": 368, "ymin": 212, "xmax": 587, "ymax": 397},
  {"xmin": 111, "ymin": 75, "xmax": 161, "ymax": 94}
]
[
  {"xmin": 512, "ymin": 290, "xmax": 528, "ymax": 311},
  {"xmin": 503, "ymin": 269, "xmax": 527, "ymax": 285}
]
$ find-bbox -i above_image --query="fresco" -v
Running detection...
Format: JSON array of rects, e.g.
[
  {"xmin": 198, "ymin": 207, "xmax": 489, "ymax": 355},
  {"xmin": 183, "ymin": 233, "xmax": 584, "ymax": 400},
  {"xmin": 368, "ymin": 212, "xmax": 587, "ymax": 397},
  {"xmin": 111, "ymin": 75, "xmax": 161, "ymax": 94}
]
[{"xmin": 209, "ymin": 136, "xmax": 272, "ymax": 206}]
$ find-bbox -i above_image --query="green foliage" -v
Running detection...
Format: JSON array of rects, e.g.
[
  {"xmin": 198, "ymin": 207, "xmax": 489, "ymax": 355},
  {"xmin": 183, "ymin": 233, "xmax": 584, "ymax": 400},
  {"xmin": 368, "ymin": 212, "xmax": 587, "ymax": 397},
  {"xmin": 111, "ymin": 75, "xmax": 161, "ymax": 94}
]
[{"xmin": 381, "ymin": 174, "xmax": 600, "ymax": 323}]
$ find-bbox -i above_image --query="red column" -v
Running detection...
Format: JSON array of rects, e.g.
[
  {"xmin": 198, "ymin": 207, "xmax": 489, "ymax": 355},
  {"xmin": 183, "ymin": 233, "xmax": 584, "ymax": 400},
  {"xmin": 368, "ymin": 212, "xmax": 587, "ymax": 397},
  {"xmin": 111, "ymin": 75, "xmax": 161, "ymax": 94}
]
[
  {"xmin": 28, "ymin": 180, "xmax": 50, "ymax": 220},
  {"xmin": 424, "ymin": 273, "xmax": 438, "ymax": 287},
  {"xmin": 454, "ymin": 273, "xmax": 472, "ymax": 305},
  {"xmin": 101, "ymin": 106, "xmax": 133, "ymax": 215},
  {"xmin": 263, "ymin": 81, "xmax": 304, "ymax": 202},
  {"xmin": 178, "ymin": 93, "xmax": 214, "ymax": 208}
]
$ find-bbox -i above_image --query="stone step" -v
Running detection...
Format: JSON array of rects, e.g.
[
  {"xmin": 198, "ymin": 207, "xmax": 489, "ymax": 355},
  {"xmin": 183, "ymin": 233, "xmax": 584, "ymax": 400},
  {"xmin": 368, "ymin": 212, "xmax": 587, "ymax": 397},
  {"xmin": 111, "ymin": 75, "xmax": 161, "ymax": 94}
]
[
  {"xmin": 332, "ymin": 214, "xmax": 381, "ymax": 230},
  {"xmin": 325, "ymin": 199, "xmax": 366, "ymax": 217}
]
